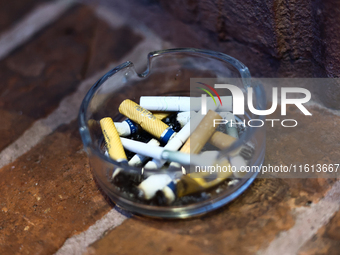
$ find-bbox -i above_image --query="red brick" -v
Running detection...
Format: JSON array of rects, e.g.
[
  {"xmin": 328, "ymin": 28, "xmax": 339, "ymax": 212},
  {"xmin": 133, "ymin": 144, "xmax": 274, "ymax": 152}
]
[
  {"xmin": 87, "ymin": 178, "xmax": 334, "ymax": 255},
  {"xmin": 0, "ymin": 121, "xmax": 112, "ymax": 254},
  {"xmin": 0, "ymin": 109, "xmax": 34, "ymax": 151},
  {"xmin": 326, "ymin": 210, "xmax": 340, "ymax": 240},
  {"xmin": 86, "ymin": 25, "xmax": 143, "ymax": 78},
  {"xmin": 0, "ymin": 5, "xmax": 142, "ymax": 151},
  {"xmin": 0, "ymin": 0, "xmax": 50, "ymax": 33},
  {"xmin": 298, "ymin": 210, "xmax": 340, "ymax": 255},
  {"xmin": 265, "ymin": 106, "xmax": 340, "ymax": 177}
]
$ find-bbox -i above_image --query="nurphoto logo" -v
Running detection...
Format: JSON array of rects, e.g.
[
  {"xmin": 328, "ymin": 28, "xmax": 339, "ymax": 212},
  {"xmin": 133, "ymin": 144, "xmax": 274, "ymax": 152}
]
[{"xmin": 200, "ymin": 84, "xmax": 312, "ymax": 128}]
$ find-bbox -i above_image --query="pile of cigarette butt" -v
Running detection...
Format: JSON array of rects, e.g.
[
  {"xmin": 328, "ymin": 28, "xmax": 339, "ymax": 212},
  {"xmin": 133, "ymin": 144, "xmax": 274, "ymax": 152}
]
[{"xmin": 97, "ymin": 96, "xmax": 254, "ymax": 206}]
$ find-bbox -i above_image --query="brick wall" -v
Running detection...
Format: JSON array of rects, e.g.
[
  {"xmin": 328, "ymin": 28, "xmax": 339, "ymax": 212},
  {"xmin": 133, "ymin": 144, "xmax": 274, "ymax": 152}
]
[{"xmin": 111, "ymin": 0, "xmax": 340, "ymax": 109}]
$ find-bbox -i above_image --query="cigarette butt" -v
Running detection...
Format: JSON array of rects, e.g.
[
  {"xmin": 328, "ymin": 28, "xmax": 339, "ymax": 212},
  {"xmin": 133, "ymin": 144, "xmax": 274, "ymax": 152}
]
[
  {"xmin": 144, "ymin": 120, "xmax": 191, "ymax": 169},
  {"xmin": 100, "ymin": 117, "xmax": 127, "ymax": 162},
  {"xmin": 180, "ymin": 137, "xmax": 190, "ymax": 153},
  {"xmin": 168, "ymin": 109, "xmax": 220, "ymax": 168},
  {"xmin": 151, "ymin": 111, "xmax": 172, "ymax": 120},
  {"xmin": 114, "ymin": 119, "xmax": 139, "ymax": 137},
  {"xmin": 139, "ymin": 96, "xmax": 232, "ymax": 112},
  {"xmin": 209, "ymin": 131, "xmax": 237, "ymax": 150},
  {"xmin": 177, "ymin": 159, "xmax": 233, "ymax": 197},
  {"xmin": 162, "ymin": 185, "xmax": 176, "ymax": 204},
  {"xmin": 140, "ymin": 96, "xmax": 191, "ymax": 111},
  {"xmin": 219, "ymin": 112, "xmax": 239, "ymax": 138},
  {"xmin": 209, "ymin": 131, "xmax": 248, "ymax": 177},
  {"xmin": 121, "ymin": 138, "xmax": 164, "ymax": 160},
  {"xmin": 119, "ymin": 99, "xmax": 176, "ymax": 144},
  {"xmin": 190, "ymin": 110, "xmax": 221, "ymax": 154},
  {"xmin": 128, "ymin": 138, "xmax": 160, "ymax": 167},
  {"xmin": 176, "ymin": 111, "xmax": 192, "ymax": 127},
  {"xmin": 144, "ymin": 111, "xmax": 204, "ymax": 169},
  {"xmin": 169, "ymin": 138, "xmax": 190, "ymax": 168},
  {"xmin": 173, "ymin": 113, "xmax": 239, "ymax": 196},
  {"xmin": 138, "ymin": 174, "xmax": 175, "ymax": 202},
  {"xmin": 177, "ymin": 175, "xmax": 201, "ymax": 197}
]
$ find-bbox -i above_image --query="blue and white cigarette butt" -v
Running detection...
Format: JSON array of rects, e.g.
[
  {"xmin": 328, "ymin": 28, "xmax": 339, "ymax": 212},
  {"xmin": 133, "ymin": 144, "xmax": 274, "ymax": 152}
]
[
  {"xmin": 114, "ymin": 119, "xmax": 139, "ymax": 137},
  {"xmin": 143, "ymin": 119, "xmax": 192, "ymax": 169},
  {"xmin": 176, "ymin": 111, "xmax": 192, "ymax": 127},
  {"xmin": 138, "ymin": 174, "xmax": 176, "ymax": 204},
  {"xmin": 128, "ymin": 138, "xmax": 160, "ymax": 167}
]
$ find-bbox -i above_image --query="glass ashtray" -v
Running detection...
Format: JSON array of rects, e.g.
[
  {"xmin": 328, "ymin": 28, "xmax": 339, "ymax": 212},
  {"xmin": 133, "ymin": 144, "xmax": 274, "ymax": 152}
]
[{"xmin": 78, "ymin": 48, "xmax": 266, "ymax": 218}]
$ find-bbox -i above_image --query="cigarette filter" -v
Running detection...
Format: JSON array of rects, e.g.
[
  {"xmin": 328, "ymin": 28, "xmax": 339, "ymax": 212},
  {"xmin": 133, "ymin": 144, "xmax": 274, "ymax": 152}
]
[
  {"xmin": 114, "ymin": 119, "xmax": 138, "ymax": 137},
  {"xmin": 144, "ymin": 119, "xmax": 192, "ymax": 169},
  {"xmin": 190, "ymin": 110, "xmax": 222, "ymax": 154},
  {"xmin": 172, "ymin": 110, "xmax": 219, "ymax": 160},
  {"xmin": 179, "ymin": 137, "xmax": 190, "ymax": 154},
  {"xmin": 119, "ymin": 99, "xmax": 176, "ymax": 144},
  {"xmin": 177, "ymin": 158, "xmax": 233, "ymax": 197},
  {"xmin": 100, "ymin": 117, "xmax": 127, "ymax": 162},
  {"xmin": 209, "ymin": 131, "xmax": 237, "ymax": 150},
  {"xmin": 128, "ymin": 138, "xmax": 160, "ymax": 167},
  {"xmin": 120, "ymin": 138, "xmax": 164, "ymax": 160},
  {"xmin": 176, "ymin": 111, "xmax": 192, "ymax": 127},
  {"xmin": 209, "ymin": 131, "xmax": 248, "ymax": 177},
  {"xmin": 138, "ymin": 174, "xmax": 176, "ymax": 204}
]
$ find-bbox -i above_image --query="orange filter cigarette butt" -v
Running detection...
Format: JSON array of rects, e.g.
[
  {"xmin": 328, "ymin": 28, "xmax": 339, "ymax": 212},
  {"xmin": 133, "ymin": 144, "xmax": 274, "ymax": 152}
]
[
  {"xmin": 179, "ymin": 137, "xmax": 190, "ymax": 153},
  {"xmin": 190, "ymin": 110, "xmax": 222, "ymax": 154},
  {"xmin": 100, "ymin": 117, "xmax": 127, "ymax": 162},
  {"xmin": 119, "ymin": 99, "xmax": 175, "ymax": 143},
  {"xmin": 209, "ymin": 131, "xmax": 237, "ymax": 150}
]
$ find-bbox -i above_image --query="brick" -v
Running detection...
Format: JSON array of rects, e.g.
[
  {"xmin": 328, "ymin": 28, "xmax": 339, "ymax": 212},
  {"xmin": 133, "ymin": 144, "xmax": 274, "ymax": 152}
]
[
  {"xmin": 114, "ymin": 0, "xmax": 340, "ymax": 108},
  {"xmin": 0, "ymin": 121, "xmax": 112, "ymax": 255},
  {"xmin": 298, "ymin": 210, "xmax": 340, "ymax": 255},
  {"xmin": 85, "ymin": 219, "xmax": 206, "ymax": 255},
  {"xmin": 87, "ymin": 178, "xmax": 334, "ymax": 255},
  {"xmin": 0, "ymin": 5, "xmax": 142, "ymax": 151},
  {"xmin": 86, "ymin": 25, "xmax": 143, "ymax": 78},
  {"xmin": 265, "ymin": 106, "xmax": 340, "ymax": 176},
  {"xmin": 0, "ymin": 0, "xmax": 49, "ymax": 33},
  {"xmin": 87, "ymin": 179, "xmax": 293, "ymax": 255},
  {"xmin": 87, "ymin": 106, "xmax": 338, "ymax": 254},
  {"xmin": 0, "ymin": 109, "xmax": 34, "ymax": 152},
  {"xmin": 326, "ymin": 210, "xmax": 340, "ymax": 240}
]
